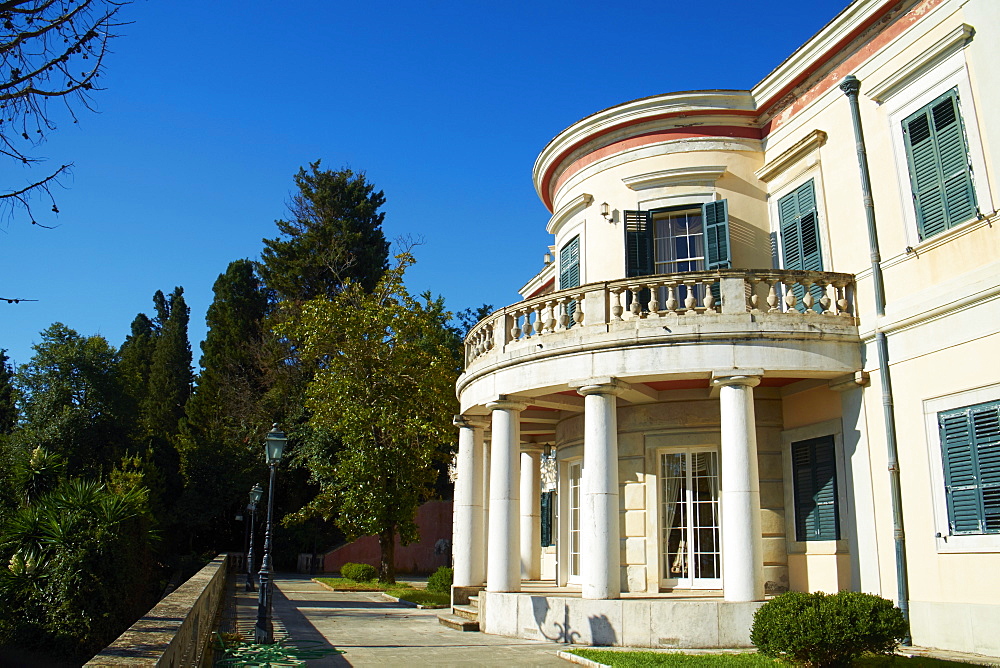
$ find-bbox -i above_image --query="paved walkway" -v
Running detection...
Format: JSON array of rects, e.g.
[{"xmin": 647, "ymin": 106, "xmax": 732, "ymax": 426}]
[
  {"xmin": 230, "ymin": 574, "xmax": 567, "ymax": 666},
  {"xmin": 227, "ymin": 574, "xmax": 998, "ymax": 667}
]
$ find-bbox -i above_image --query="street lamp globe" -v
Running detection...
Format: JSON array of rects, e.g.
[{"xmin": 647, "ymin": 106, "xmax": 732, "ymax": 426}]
[
  {"xmin": 265, "ymin": 426, "xmax": 287, "ymax": 465},
  {"xmin": 249, "ymin": 482, "xmax": 264, "ymax": 505}
]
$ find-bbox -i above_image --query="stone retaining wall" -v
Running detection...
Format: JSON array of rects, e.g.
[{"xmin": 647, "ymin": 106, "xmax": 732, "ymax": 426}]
[{"xmin": 86, "ymin": 553, "xmax": 230, "ymax": 667}]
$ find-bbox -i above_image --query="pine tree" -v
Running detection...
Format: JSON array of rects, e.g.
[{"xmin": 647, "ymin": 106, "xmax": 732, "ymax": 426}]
[{"xmin": 260, "ymin": 161, "xmax": 390, "ymax": 301}]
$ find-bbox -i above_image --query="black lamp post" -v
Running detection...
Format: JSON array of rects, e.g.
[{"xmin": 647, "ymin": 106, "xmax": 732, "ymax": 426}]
[
  {"xmin": 245, "ymin": 483, "xmax": 263, "ymax": 592},
  {"xmin": 255, "ymin": 425, "xmax": 286, "ymax": 644}
]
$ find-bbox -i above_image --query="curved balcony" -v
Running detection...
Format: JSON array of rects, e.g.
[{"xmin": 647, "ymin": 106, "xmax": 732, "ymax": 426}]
[{"xmin": 458, "ymin": 269, "xmax": 861, "ymax": 408}]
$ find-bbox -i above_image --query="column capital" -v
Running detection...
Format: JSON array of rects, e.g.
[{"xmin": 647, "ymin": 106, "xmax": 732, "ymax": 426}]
[
  {"xmin": 519, "ymin": 443, "xmax": 545, "ymax": 454},
  {"xmin": 486, "ymin": 395, "xmax": 529, "ymax": 412},
  {"xmin": 454, "ymin": 414, "xmax": 490, "ymax": 429},
  {"xmin": 711, "ymin": 369, "xmax": 763, "ymax": 388},
  {"xmin": 570, "ymin": 377, "xmax": 630, "ymax": 397}
]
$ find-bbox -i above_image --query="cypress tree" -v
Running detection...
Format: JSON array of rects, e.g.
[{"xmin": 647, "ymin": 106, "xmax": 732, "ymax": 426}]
[
  {"xmin": 0, "ymin": 349, "xmax": 16, "ymax": 435},
  {"xmin": 176, "ymin": 261, "xmax": 270, "ymax": 543}
]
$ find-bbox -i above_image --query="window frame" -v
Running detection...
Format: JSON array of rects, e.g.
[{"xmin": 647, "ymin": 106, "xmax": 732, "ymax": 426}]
[
  {"xmin": 882, "ymin": 47, "xmax": 992, "ymax": 249},
  {"xmin": 791, "ymin": 435, "xmax": 841, "ymax": 541},
  {"xmin": 781, "ymin": 419, "xmax": 849, "ymax": 556},
  {"xmin": 923, "ymin": 384, "xmax": 1000, "ymax": 553}
]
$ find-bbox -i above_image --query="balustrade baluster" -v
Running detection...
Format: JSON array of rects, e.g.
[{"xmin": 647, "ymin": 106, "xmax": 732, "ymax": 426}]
[
  {"xmin": 703, "ymin": 279, "xmax": 717, "ymax": 313},
  {"xmin": 818, "ymin": 281, "xmax": 832, "ymax": 315},
  {"xmin": 629, "ymin": 285, "xmax": 643, "ymax": 319},
  {"xmin": 611, "ymin": 288, "xmax": 624, "ymax": 321},
  {"xmin": 802, "ymin": 280, "xmax": 815, "ymax": 314},
  {"xmin": 665, "ymin": 282, "xmax": 679, "ymax": 313},
  {"xmin": 835, "ymin": 281, "xmax": 851, "ymax": 316},
  {"xmin": 545, "ymin": 300, "xmax": 558, "ymax": 332},
  {"xmin": 573, "ymin": 293, "xmax": 585, "ymax": 325},
  {"xmin": 783, "ymin": 280, "xmax": 797, "ymax": 312},
  {"xmin": 767, "ymin": 280, "xmax": 780, "ymax": 312},
  {"xmin": 556, "ymin": 297, "xmax": 569, "ymax": 330},
  {"xmin": 510, "ymin": 310, "xmax": 522, "ymax": 340},
  {"xmin": 684, "ymin": 281, "xmax": 697, "ymax": 312},
  {"xmin": 647, "ymin": 281, "xmax": 660, "ymax": 315}
]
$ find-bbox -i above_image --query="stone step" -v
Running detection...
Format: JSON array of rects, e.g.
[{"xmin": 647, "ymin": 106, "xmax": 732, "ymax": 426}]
[
  {"xmin": 437, "ymin": 613, "xmax": 480, "ymax": 632},
  {"xmin": 452, "ymin": 604, "xmax": 478, "ymax": 621},
  {"xmin": 468, "ymin": 595, "xmax": 479, "ymax": 609}
]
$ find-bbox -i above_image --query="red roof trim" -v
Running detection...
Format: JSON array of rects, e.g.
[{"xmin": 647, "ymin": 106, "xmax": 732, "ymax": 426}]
[{"xmin": 527, "ymin": 277, "xmax": 555, "ymax": 299}]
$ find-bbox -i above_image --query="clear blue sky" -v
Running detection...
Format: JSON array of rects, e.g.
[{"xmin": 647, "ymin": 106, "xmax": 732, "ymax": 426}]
[{"xmin": 2, "ymin": 0, "xmax": 850, "ymax": 368}]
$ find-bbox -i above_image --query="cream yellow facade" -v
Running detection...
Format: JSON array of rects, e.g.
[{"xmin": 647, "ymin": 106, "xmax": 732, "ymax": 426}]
[{"xmin": 450, "ymin": 0, "xmax": 999, "ymax": 656}]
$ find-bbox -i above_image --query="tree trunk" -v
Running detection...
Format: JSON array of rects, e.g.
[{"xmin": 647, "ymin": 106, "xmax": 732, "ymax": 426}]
[{"xmin": 378, "ymin": 526, "xmax": 396, "ymax": 584}]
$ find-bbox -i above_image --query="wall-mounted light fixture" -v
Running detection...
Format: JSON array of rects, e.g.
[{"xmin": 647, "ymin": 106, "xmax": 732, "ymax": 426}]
[{"xmin": 601, "ymin": 202, "xmax": 611, "ymax": 221}]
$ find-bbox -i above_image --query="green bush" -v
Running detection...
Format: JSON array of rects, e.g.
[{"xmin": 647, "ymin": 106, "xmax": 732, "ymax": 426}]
[
  {"xmin": 339, "ymin": 562, "xmax": 377, "ymax": 582},
  {"xmin": 426, "ymin": 566, "xmax": 453, "ymax": 594},
  {"xmin": 750, "ymin": 591, "xmax": 908, "ymax": 667}
]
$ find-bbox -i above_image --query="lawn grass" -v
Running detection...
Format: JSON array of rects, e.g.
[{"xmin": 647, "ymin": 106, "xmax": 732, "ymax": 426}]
[
  {"xmin": 566, "ymin": 649, "xmax": 972, "ymax": 668},
  {"xmin": 314, "ymin": 577, "xmax": 387, "ymax": 591},
  {"xmin": 385, "ymin": 587, "xmax": 450, "ymax": 607}
]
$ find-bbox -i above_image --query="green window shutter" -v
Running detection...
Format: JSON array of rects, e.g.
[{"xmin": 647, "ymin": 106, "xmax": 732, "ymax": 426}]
[
  {"xmin": 559, "ymin": 236, "xmax": 581, "ymax": 326},
  {"xmin": 624, "ymin": 210, "xmax": 653, "ymax": 277},
  {"xmin": 792, "ymin": 435, "xmax": 840, "ymax": 541},
  {"xmin": 541, "ymin": 490, "xmax": 555, "ymax": 547},
  {"xmin": 903, "ymin": 88, "xmax": 978, "ymax": 241},
  {"xmin": 559, "ymin": 236, "xmax": 580, "ymax": 289},
  {"xmin": 971, "ymin": 404, "xmax": 1000, "ymax": 533},
  {"xmin": 939, "ymin": 400, "xmax": 1000, "ymax": 535},
  {"xmin": 703, "ymin": 199, "xmax": 731, "ymax": 270},
  {"xmin": 778, "ymin": 180, "xmax": 823, "ymax": 311}
]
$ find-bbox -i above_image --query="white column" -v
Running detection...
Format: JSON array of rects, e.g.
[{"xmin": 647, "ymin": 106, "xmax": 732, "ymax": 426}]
[
  {"xmin": 452, "ymin": 415, "xmax": 488, "ymax": 588},
  {"xmin": 486, "ymin": 398, "xmax": 526, "ymax": 592},
  {"xmin": 713, "ymin": 370, "xmax": 765, "ymax": 602},
  {"xmin": 576, "ymin": 381, "xmax": 625, "ymax": 600},
  {"xmin": 520, "ymin": 447, "xmax": 542, "ymax": 580}
]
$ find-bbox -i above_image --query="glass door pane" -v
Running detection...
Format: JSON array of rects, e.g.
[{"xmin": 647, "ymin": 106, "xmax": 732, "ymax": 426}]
[
  {"xmin": 569, "ymin": 462, "xmax": 582, "ymax": 581},
  {"xmin": 660, "ymin": 449, "xmax": 721, "ymax": 588}
]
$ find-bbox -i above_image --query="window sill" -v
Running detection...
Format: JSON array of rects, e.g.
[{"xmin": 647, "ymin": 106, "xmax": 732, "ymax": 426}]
[{"xmin": 935, "ymin": 533, "xmax": 1000, "ymax": 554}]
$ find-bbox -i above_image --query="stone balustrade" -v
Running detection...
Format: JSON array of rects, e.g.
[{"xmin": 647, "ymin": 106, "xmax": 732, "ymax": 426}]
[{"xmin": 464, "ymin": 269, "xmax": 856, "ymax": 368}]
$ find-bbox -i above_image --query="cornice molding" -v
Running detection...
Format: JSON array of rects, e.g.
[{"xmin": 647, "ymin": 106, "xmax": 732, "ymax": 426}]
[
  {"xmin": 756, "ymin": 130, "xmax": 828, "ymax": 183},
  {"xmin": 546, "ymin": 192, "xmax": 593, "ymax": 236},
  {"xmin": 752, "ymin": 0, "xmax": 894, "ymax": 109},
  {"xmin": 623, "ymin": 165, "xmax": 727, "ymax": 191},
  {"xmin": 865, "ymin": 23, "xmax": 974, "ymax": 103}
]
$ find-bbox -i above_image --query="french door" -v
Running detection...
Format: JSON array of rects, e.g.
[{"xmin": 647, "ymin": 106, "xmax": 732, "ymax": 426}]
[
  {"xmin": 659, "ymin": 449, "xmax": 721, "ymax": 589},
  {"xmin": 567, "ymin": 461, "xmax": 582, "ymax": 583}
]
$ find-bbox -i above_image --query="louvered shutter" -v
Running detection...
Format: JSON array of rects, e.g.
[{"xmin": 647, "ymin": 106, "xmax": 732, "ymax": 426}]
[
  {"xmin": 703, "ymin": 199, "xmax": 731, "ymax": 270},
  {"xmin": 778, "ymin": 180, "xmax": 824, "ymax": 312},
  {"xmin": 972, "ymin": 404, "xmax": 1000, "ymax": 533},
  {"xmin": 623, "ymin": 210, "xmax": 653, "ymax": 277},
  {"xmin": 940, "ymin": 408, "xmax": 984, "ymax": 533},
  {"xmin": 559, "ymin": 236, "xmax": 581, "ymax": 326},
  {"xmin": 792, "ymin": 436, "xmax": 840, "ymax": 541},
  {"xmin": 903, "ymin": 88, "xmax": 978, "ymax": 241}
]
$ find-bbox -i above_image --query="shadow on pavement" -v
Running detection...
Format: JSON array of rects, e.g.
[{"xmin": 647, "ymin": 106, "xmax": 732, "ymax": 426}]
[{"xmin": 270, "ymin": 583, "xmax": 352, "ymax": 666}]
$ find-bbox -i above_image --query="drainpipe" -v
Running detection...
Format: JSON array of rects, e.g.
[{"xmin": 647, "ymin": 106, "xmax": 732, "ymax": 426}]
[{"xmin": 840, "ymin": 75, "xmax": 910, "ymax": 643}]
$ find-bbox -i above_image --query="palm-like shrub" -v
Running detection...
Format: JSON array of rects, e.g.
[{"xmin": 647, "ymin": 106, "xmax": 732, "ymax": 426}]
[{"xmin": 0, "ymin": 479, "xmax": 157, "ymax": 660}]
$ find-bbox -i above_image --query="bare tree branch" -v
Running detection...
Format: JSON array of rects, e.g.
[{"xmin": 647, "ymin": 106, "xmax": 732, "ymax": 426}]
[{"xmin": 0, "ymin": 0, "xmax": 130, "ymax": 226}]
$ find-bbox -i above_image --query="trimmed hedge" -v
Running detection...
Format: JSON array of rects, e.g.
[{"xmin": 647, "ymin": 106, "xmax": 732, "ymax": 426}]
[
  {"xmin": 426, "ymin": 566, "xmax": 453, "ymax": 594},
  {"xmin": 750, "ymin": 591, "xmax": 908, "ymax": 667},
  {"xmin": 339, "ymin": 562, "xmax": 377, "ymax": 582}
]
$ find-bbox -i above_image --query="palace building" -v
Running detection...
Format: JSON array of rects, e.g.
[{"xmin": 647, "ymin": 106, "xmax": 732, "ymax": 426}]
[{"xmin": 447, "ymin": 0, "xmax": 1000, "ymax": 656}]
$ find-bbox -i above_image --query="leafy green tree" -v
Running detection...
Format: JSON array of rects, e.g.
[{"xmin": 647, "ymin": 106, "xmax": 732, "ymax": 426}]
[
  {"xmin": 281, "ymin": 253, "xmax": 461, "ymax": 582},
  {"xmin": 260, "ymin": 161, "xmax": 390, "ymax": 301},
  {"xmin": 118, "ymin": 313, "xmax": 156, "ymax": 428},
  {"xmin": 0, "ymin": 477, "xmax": 156, "ymax": 661},
  {"xmin": 12, "ymin": 323, "xmax": 130, "ymax": 478},
  {"xmin": 176, "ymin": 261, "xmax": 271, "ymax": 544}
]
